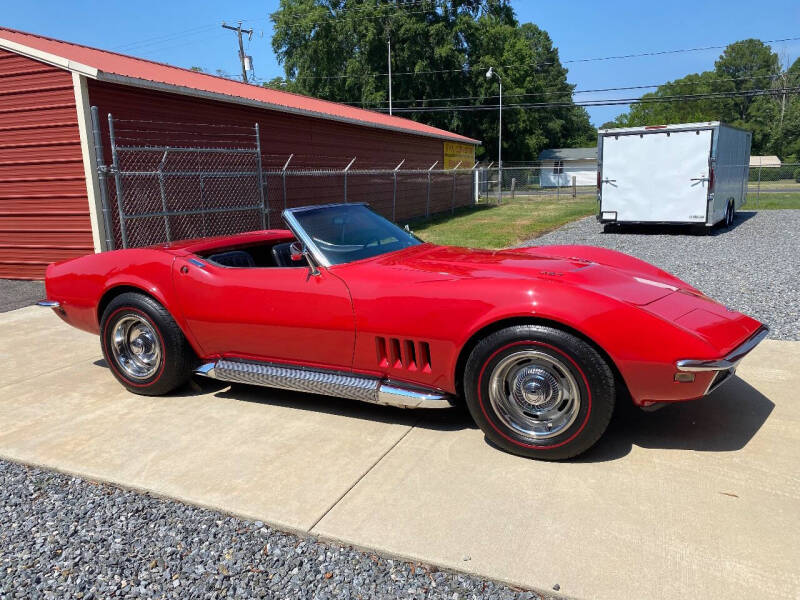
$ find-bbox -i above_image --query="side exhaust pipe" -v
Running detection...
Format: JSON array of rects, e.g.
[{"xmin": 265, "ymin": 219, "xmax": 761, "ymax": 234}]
[{"xmin": 194, "ymin": 359, "xmax": 455, "ymax": 409}]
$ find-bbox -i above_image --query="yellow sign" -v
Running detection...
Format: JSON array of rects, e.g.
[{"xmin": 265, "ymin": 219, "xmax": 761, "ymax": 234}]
[{"xmin": 443, "ymin": 142, "xmax": 475, "ymax": 170}]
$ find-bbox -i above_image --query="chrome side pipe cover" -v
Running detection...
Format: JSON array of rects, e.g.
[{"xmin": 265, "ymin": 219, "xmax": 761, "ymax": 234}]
[{"xmin": 194, "ymin": 359, "xmax": 455, "ymax": 409}]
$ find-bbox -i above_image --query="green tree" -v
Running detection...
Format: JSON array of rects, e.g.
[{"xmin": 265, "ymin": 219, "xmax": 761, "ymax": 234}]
[
  {"xmin": 604, "ymin": 39, "xmax": 794, "ymax": 156},
  {"xmin": 605, "ymin": 71, "xmax": 736, "ymax": 129},
  {"xmin": 270, "ymin": 0, "xmax": 594, "ymax": 161},
  {"xmin": 714, "ymin": 39, "xmax": 780, "ymax": 122},
  {"xmin": 769, "ymin": 57, "xmax": 800, "ymax": 158}
]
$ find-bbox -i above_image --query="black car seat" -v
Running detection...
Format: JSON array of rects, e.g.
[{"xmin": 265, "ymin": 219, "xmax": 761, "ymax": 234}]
[
  {"xmin": 271, "ymin": 242, "xmax": 305, "ymax": 267},
  {"xmin": 207, "ymin": 250, "xmax": 256, "ymax": 268}
]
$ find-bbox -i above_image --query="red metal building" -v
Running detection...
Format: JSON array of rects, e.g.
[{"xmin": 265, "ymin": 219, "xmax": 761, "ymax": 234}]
[{"xmin": 0, "ymin": 27, "xmax": 479, "ymax": 279}]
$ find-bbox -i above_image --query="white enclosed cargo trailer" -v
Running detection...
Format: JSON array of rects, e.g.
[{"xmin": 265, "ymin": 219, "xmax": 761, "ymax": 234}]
[{"xmin": 597, "ymin": 122, "xmax": 751, "ymax": 229}]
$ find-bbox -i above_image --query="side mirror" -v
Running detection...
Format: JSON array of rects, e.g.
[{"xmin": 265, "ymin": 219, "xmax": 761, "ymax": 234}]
[{"xmin": 289, "ymin": 241, "xmax": 305, "ymax": 262}]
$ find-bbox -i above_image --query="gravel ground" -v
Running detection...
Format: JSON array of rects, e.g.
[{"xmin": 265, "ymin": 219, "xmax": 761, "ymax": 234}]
[
  {"xmin": 0, "ymin": 279, "xmax": 44, "ymax": 313},
  {"xmin": 0, "ymin": 460, "xmax": 555, "ymax": 600},
  {"xmin": 524, "ymin": 210, "xmax": 800, "ymax": 340}
]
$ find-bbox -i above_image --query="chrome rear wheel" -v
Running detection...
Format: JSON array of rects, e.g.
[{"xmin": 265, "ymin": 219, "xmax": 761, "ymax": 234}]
[
  {"xmin": 101, "ymin": 292, "xmax": 195, "ymax": 396},
  {"xmin": 110, "ymin": 315, "xmax": 162, "ymax": 380}
]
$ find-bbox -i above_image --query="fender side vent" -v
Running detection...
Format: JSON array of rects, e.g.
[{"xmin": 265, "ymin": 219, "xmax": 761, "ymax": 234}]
[{"xmin": 376, "ymin": 337, "xmax": 432, "ymax": 373}]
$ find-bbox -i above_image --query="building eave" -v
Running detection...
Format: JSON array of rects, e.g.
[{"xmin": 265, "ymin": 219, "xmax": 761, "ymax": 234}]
[
  {"xmin": 94, "ymin": 71, "xmax": 481, "ymax": 145},
  {"xmin": 0, "ymin": 35, "xmax": 480, "ymax": 146}
]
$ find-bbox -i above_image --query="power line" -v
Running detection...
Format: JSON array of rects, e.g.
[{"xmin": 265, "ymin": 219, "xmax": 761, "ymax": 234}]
[
  {"xmin": 344, "ymin": 72, "xmax": 788, "ymax": 107},
  {"xmin": 111, "ymin": 24, "xmax": 220, "ymax": 52},
  {"xmin": 289, "ymin": 35, "xmax": 800, "ymax": 80},
  {"xmin": 376, "ymin": 87, "xmax": 800, "ymax": 112}
]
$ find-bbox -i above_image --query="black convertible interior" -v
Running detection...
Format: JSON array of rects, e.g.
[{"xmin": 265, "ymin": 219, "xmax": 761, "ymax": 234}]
[{"xmin": 199, "ymin": 241, "xmax": 308, "ymax": 269}]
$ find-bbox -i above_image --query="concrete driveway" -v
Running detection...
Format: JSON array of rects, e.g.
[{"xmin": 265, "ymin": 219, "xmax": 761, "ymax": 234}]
[{"xmin": 1, "ymin": 306, "xmax": 798, "ymax": 600}]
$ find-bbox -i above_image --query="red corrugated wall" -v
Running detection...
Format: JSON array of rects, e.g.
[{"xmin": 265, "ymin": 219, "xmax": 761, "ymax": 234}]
[
  {"xmin": 87, "ymin": 80, "xmax": 473, "ymax": 240},
  {"xmin": 0, "ymin": 49, "xmax": 93, "ymax": 279}
]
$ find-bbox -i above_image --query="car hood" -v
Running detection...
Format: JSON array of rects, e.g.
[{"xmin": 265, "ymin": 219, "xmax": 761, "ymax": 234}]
[{"xmin": 370, "ymin": 244, "xmax": 688, "ymax": 306}]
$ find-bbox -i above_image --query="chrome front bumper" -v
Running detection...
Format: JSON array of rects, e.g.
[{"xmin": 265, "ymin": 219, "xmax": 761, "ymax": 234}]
[{"xmin": 676, "ymin": 325, "xmax": 769, "ymax": 395}]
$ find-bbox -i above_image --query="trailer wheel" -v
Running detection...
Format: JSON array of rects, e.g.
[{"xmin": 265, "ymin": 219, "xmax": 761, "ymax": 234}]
[
  {"xmin": 602, "ymin": 223, "xmax": 620, "ymax": 234},
  {"xmin": 725, "ymin": 201, "xmax": 735, "ymax": 227}
]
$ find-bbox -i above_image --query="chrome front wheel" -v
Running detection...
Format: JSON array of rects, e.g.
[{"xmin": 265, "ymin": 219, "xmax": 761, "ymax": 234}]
[
  {"xmin": 463, "ymin": 325, "xmax": 616, "ymax": 460},
  {"xmin": 110, "ymin": 315, "xmax": 162, "ymax": 380},
  {"xmin": 487, "ymin": 350, "xmax": 581, "ymax": 440}
]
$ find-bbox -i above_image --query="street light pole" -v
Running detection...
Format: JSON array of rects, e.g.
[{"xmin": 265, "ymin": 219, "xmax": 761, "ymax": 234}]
[
  {"xmin": 486, "ymin": 67, "xmax": 503, "ymax": 202},
  {"xmin": 388, "ymin": 36, "xmax": 393, "ymax": 115}
]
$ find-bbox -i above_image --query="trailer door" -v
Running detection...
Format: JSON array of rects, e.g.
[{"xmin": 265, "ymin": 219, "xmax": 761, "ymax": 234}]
[{"xmin": 601, "ymin": 129, "xmax": 712, "ymax": 223}]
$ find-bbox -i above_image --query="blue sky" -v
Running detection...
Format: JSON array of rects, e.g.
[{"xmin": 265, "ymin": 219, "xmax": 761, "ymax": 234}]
[{"xmin": 3, "ymin": 0, "xmax": 799, "ymax": 126}]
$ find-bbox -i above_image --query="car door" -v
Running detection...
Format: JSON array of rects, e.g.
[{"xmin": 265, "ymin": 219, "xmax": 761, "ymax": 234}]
[{"xmin": 172, "ymin": 256, "xmax": 355, "ymax": 370}]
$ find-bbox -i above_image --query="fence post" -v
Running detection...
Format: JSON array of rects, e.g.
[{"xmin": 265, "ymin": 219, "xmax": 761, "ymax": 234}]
[
  {"xmin": 282, "ymin": 154, "xmax": 293, "ymax": 210},
  {"xmin": 572, "ymin": 175, "xmax": 577, "ymax": 199},
  {"xmin": 393, "ymin": 159, "xmax": 405, "ymax": 221},
  {"xmin": 106, "ymin": 113, "xmax": 129, "ymax": 249},
  {"xmin": 426, "ymin": 161, "xmax": 437, "ymax": 218},
  {"xmin": 199, "ymin": 174, "xmax": 207, "ymax": 237},
  {"xmin": 452, "ymin": 171, "xmax": 457, "ymax": 214},
  {"xmin": 510, "ymin": 177, "xmax": 516, "ymax": 199},
  {"xmin": 156, "ymin": 148, "xmax": 172, "ymax": 241},
  {"xmin": 498, "ymin": 165, "xmax": 503, "ymax": 205},
  {"xmin": 254, "ymin": 123, "xmax": 268, "ymax": 229},
  {"xmin": 451, "ymin": 162, "xmax": 462, "ymax": 215},
  {"xmin": 756, "ymin": 164, "xmax": 762, "ymax": 208},
  {"xmin": 343, "ymin": 157, "xmax": 356, "ymax": 203},
  {"xmin": 472, "ymin": 162, "xmax": 479, "ymax": 205},
  {"xmin": 90, "ymin": 106, "xmax": 114, "ymax": 250}
]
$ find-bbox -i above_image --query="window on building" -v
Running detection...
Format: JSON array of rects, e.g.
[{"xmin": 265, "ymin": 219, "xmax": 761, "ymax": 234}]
[{"xmin": 553, "ymin": 160, "xmax": 564, "ymax": 175}]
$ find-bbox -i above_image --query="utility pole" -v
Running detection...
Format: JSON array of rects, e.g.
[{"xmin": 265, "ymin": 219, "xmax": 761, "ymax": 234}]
[
  {"xmin": 222, "ymin": 21, "xmax": 253, "ymax": 83},
  {"xmin": 387, "ymin": 36, "xmax": 393, "ymax": 115},
  {"xmin": 486, "ymin": 67, "xmax": 503, "ymax": 202}
]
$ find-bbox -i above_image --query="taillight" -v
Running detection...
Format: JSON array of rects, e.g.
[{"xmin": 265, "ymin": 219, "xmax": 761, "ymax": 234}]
[
  {"xmin": 597, "ymin": 170, "xmax": 602, "ymax": 190},
  {"xmin": 709, "ymin": 166, "xmax": 715, "ymax": 191}
]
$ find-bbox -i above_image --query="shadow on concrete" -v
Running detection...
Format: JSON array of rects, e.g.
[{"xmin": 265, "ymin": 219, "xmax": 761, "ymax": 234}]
[
  {"xmin": 92, "ymin": 359, "xmax": 468, "ymax": 428},
  {"xmin": 578, "ymin": 376, "xmax": 774, "ymax": 462},
  {"xmin": 210, "ymin": 380, "xmax": 474, "ymax": 432},
  {"xmin": 93, "ymin": 359, "xmax": 772, "ymax": 462},
  {"xmin": 93, "ymin": 359, "xmax": 231, "ymax": 397},
  {"xmin": 603, "ymin": 210, "xmax": 756, "ymax": 236}
]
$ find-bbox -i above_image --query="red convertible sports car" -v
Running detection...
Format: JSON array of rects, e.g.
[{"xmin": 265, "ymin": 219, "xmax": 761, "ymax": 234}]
[{"xmin": 40, "ymin": 203, "xmax": 767, "ymax": 460}]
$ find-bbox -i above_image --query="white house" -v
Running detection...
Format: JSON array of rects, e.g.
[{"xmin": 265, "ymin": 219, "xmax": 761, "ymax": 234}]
[{"xmin": 538, "ymin": 147, "xmax": 597, "ymax": 187}]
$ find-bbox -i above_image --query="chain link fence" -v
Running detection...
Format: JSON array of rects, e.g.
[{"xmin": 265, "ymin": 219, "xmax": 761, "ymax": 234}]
[
  {"xmin": 476, "ymin": 162, "xmax": 800, "ymax": 208},
  {"xmin": 93, "ymin": 112, "xmax": 477, "ymax": 249},
  {"xmin": 91, "ymin": 110, "xmax": 798, "ymax": 250},
  {"xmin": 747, "ymin": 162, "xmax": 800, "ymax": 207},
  {"xmin": 477, "ymin": 164, "xmax": 597, "ymax": 203}
]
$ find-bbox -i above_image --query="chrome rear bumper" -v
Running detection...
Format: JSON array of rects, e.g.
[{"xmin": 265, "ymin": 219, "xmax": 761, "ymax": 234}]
[{"xmin": 36, "ymin": 300, "xmax": 60, "ymax": 308}]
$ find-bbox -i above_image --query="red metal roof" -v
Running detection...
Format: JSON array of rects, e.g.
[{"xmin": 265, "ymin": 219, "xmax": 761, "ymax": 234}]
[{"xmin": 0, "ymin": 27, "xmax": 479, "ymax": 145}]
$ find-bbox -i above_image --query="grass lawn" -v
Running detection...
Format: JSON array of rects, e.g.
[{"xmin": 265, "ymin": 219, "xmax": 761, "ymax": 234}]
[
  {"xmin": 412, "ymin": 197, "xmax": 596, "ymax": 249},
  {"xmin": 746, "ymin": 192, "xmax": 800, "ymax": 209}
]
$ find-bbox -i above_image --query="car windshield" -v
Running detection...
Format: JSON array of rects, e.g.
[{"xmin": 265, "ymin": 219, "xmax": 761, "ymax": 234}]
[{"xmin": 285, "ymin": 204, "xmax": 422, "ymax": 266}]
